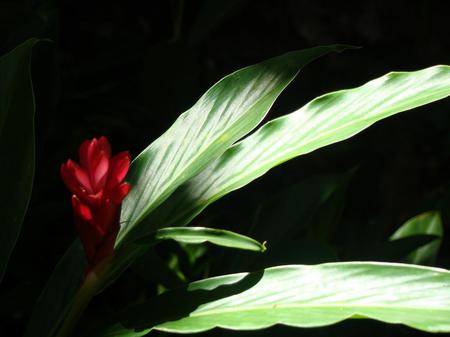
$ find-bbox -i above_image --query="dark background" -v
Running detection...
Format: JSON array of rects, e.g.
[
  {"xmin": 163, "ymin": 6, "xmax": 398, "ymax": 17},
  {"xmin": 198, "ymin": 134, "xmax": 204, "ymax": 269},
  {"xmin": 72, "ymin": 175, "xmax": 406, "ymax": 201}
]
[{"xmin": 1, "ymin": 0, "xmax": 450, "ymax": 336}]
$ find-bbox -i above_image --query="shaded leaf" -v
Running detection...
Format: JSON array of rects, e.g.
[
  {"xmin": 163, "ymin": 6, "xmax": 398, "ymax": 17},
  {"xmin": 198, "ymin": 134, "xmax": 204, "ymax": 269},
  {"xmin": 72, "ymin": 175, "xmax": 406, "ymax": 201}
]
[
  {"xmin": 0, "ymin": 38, "xmax": 38, "ymax": 282},
  {"xmin": 24, "ymin": 241, "xmax": 86, "ymax": 337},
  {"xmin": 131, "ymin": 248, "xmax": 185, "ymax": 290},
  {"xmin": 365, "ymin": 234, "xmax": 439, "ymax": 262},
  {"xmin": 231, "ymin": 172, "xmax": 350, "ymax": 271},
  {"xmin": 188, "ymin": 0, "xmax": 249, "ymax": 45},
  {"xmin": 254, "ymin": 172, "xmax": 351, "ymax": 244},
  {"xmin": 390, "ymin": 211, "xmax": 443, "ymax": 264}
]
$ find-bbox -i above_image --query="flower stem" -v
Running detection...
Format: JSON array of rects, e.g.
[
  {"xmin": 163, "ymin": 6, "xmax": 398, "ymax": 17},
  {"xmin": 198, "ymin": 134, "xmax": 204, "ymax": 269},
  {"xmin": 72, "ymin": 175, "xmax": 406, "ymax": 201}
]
[{"xmin": 55, "ymin": 271, "xmax": 102, "ymax": 337}]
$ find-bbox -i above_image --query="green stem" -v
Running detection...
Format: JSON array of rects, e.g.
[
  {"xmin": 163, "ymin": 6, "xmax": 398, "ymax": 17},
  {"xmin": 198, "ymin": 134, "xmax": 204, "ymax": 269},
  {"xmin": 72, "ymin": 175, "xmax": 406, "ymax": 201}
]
[{"xmin": 55, "ymin": 271, "xmax": 102, "ymax": 337}]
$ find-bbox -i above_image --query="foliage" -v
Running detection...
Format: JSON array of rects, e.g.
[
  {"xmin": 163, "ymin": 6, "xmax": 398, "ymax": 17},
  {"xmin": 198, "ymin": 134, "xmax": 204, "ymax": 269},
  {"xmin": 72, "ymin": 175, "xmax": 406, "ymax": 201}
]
[
  {"xmin": 1, "ymin": 5, "xmax": 450, "ymax": 337},
  {"xmin": 0, "ymin": 38, "xmax": 37, "ymax": 282}
]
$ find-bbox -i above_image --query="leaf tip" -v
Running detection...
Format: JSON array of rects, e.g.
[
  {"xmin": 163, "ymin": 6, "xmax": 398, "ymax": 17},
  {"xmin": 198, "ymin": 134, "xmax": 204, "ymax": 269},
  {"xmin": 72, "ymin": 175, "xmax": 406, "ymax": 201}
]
[{"xmin": 261, "ymin": 241, "xmax": 268, "ymax": 252}]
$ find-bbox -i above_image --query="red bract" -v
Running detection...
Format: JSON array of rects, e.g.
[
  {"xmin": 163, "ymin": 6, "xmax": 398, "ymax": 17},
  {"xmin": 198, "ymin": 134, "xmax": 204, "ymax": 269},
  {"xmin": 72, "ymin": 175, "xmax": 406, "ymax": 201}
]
[{"xmin": 61, "ymin": 137, "xmax": 131, "ymax": 271}]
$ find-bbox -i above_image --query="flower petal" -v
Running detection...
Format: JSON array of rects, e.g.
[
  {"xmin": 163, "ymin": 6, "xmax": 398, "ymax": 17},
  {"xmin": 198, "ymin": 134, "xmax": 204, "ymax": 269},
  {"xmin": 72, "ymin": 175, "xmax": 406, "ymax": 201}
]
[
  {"xmin": 106, "ymin": 151, "xmax": 131, "ymax": 191},
  {"xmin": 91, "ymin": 220, "xmax": 119, "ymax": 268},
  {"xmin": 79, "ymin": 138, "xmax": 94, "ymax": 170},
  {"xmin": 62, "ymin": 137, "xmax": 131, "ymax": 271},
  {"xmin": 85, "ymin": 190, "xmax": 103, "ymax": 208},
  {"xmin": 73, "ymin": 163, "xmax": 93, "ymax": 193},
  {"xmin": 93, "ymin": 151, "xmax": 109, "ymax": 192},
  {"xmin": 98, "ymin": 136, "xmax": 111, "ymax": 158},
  {"xmin": 74, "ymin": 216, "xmax": 97, "ymax": 265},
  {"xmin": 61, "ymin": 160, "xmax": 92, "ymax": 194},
  {"xmin": 94, "ymin": 199, "xmax": 118, "ymax": 233},
  {"xmin": 110, "ymin": 182, "xmax": 131, "ymax": 204},
  {"xmin": 72, "ymin": 200, "xmax": 102, "ymax": 266},
  {"xmin": 71, "ymin": 195, "xmax": 94, "ymax": 222},
  {"xmin": 61, "ymin": 161, "xmax": 80, "ymax": 196}
]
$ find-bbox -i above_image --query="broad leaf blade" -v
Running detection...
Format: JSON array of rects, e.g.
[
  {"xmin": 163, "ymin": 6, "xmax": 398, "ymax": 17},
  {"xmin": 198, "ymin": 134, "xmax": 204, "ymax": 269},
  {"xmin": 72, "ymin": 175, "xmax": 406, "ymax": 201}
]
[
  {"xmin": 24, "ymin": 240, "xmax": 85, "ymax": 337},
  {"xmin": 118, "ymin": 45, "xmax": 349, "ymax": 245},
  {"xmin": 26, "ymin": 47, "xmax": 346, "ymax": 337},
  {"xmin": 231, "ymin": 172, "xmax": 350, "ymax": 270},
  {"xmin": 0, "ymin": 38, "xmax": 38, "ymax": 282},
  {"xmin": 137, "ymin": 226, "xmax": 266, "ymax": 252},
  {"xmin": 390, "ymin": 211, "xmax": 443, "ymax": 264},
  {"xmin": 147, "ymin": 66, "xmax": 450, "ymax": 229},
  {"xmin": 96, "ymin": 262, "xmax": 450, "ymax": 335},
  {"xmin": 252, "ymin": 172, "xmax": 351, "ymax": 244},
  {"xmin": 364, "ymin": 235, "xmax": 439, "ymax": 261}
]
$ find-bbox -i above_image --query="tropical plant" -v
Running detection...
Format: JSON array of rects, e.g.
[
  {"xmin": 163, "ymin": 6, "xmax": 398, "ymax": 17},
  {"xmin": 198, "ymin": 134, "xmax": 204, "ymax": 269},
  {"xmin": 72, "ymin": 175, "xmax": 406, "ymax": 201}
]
[{"xmin": 1, "ymin": 38, "xmax": 450, "ymax": 337}]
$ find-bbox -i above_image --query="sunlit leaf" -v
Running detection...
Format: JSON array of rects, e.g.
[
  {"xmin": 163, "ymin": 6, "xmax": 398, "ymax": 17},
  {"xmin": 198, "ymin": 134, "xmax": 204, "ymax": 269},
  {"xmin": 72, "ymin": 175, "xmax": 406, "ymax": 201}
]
[
  {"xmin": 146, "ymin": 66, "xmax": 450, "ymax": 231},
  {"xmin": 117, "ymin": 45, "xmax": 349, "ymax": 245},
  {"xmin": 94, "ymin": 262, "xmax": 450, "ymax": 336},
  {"xmin": 27, "ymin": 46, "xmax": 345, "ymax": 337},
  {"xmin": 136, "ymin": 226, "xmax": 266, "ymax": 252}
]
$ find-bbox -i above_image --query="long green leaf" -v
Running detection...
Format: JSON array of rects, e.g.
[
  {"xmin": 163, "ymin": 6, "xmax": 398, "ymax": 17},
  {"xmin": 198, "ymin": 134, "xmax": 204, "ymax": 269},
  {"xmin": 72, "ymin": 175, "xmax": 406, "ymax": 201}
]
[
  {"xmin": 253, "ymin": 172, "xmax": 351, "ymax": 244},
  {"xmin": 145, "ymin": 65, "xmax": 450, "ymax": 230},
  {"xmin": 24, "ymin": 241, "xmax": 86, "ymax": 337},
  {"xmin": 232, "ymin": 172, "xmax": 350, "ymax": 270},
  {"xmin": 94, "ymin": 262, "xmax": 450, "ymax": 336},
  {"xmin": 26, "ymin": 47, "xmax": 345, "ymax": 337},
  {"xmin": 390, "ymin": 211, "xmax": 443, "ymax": 264},
  {"xmin": 0, "ymin": 38, "xmax": 38, "ymax": 282},
  {"xmin": 136, "ymin": 226, "xmax": 266, "ymax": 252},
  {"xmin": 117, "ymin": 45, "xmax": 348, "ymax": 245},
  {"xmin": 365, "ymin": 235, "xmax": 439, "ymax": 261}
]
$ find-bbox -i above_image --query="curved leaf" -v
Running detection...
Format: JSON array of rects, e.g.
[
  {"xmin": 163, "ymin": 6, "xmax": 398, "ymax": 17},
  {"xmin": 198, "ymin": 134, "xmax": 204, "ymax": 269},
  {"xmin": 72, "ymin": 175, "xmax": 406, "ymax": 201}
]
[
  {"xmin": 118, "ymin": 45, "xmax": 349, "ymax": 245},
  {"xmin": 146, "ymin": 65, "xmax": 450, "ymax": 229},
  {"xmin": 136, "ymin": 226, "xmax": 266, "ymax": 252},
  {"xmin": 95, "ymin": 262, "xmax": 450, "ymax": 336},
  {"xmin": 0, "ymin": 38, "xmax": 39, "ymax": 282},
  {"xmin": 24, "ymin": 240, "xmax": 85, "ymax": 337},
  {"xmin": 232, "ymin": 171, "xmax": 351, "ymax": 270},
  {"xmin": 366, "ymin": 235, "xmax": 439, "ymax": 261},
  {"xmin": 253, "ymin": 171, "xmax": 351, "ymax": 243},
  {"xmin": 390, "ymin": 211, "xmax": 443, "ymax": 264},
  {"xmin": 26, "ymin": 47, "xmax": 346, "ymax": 337}
]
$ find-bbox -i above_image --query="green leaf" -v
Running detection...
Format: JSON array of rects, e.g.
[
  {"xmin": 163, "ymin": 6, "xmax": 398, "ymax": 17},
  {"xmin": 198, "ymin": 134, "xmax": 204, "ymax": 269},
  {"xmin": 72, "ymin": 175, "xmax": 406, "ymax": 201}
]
[
  {"xmin": 24, "ymin": 240, "xmax": 85, "ymax": 337},
  {"xmin": 26, "ymin": 47, "xmax": 346, "ymax": 337},
  {"xmin": 117, "ymin": 45, "xmax": 349, "ymax": 245},
  {"xmin": 390, "ymin": 211, "xmax": 443, "ymax": 264},
  {"xmin": 136, "ymin": 226, "xmax": 266, "ymax": 252},
  {"xmin": 231, "ymin": 172, "xmax": 349, "ymax": 270},
  {"xmin": 94, "ymin": 262, "xmax": 450, "ymax": 336},
  {"xmin": 0, "ymin": 38, "xmax": 39, "ymax": 282},
  {"xmin": 254, "ymin": 172, "xmax": 351, "ymax": 244},
  {"xmin": 146, "ymin": 66, "xmax": 450, "ymax": 230},
  {"xmin": 188, "ymin": 0, "xmax": 248, "ymax": 45},
  {"xmin": 131, "ymin": 249, "xmax": 185, "ymax": 289},
  {"xmin": 305, "ymin": 170, "xmax": 352, "ymax": 243},
  {"xmin": 364, "ymin": 235, "xmax": 439, "ymax": 261}
]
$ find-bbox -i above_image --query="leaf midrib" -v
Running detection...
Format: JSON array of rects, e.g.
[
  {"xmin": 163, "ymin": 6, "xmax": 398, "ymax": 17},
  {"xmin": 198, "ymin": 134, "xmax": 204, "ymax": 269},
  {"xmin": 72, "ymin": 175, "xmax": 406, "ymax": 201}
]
[
  {"xmin": 121, "ymin": 74, "xmax": 294, "ymax": 241},
  {"xmin": 212, "ymin": 76, "xmax": 450, "ymax": 196},
  {"xmin": 189, "ymin": 302, "xmax": 450, "ymax": 317}
]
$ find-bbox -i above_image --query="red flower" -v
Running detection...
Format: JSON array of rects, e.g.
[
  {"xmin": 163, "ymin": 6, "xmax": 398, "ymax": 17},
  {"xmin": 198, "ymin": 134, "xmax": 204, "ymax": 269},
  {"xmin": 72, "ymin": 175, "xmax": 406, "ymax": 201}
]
[{"xmin": 61, "ymin": 137, "xmax": 131, "ymax": 270}]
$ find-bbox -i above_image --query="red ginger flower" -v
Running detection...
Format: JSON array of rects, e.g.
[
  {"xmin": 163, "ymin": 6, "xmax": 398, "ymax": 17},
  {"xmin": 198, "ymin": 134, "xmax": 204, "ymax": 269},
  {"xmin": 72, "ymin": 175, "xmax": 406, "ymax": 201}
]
[{"xmin": 61, "ymin": 137, "xmax": 131, "ymax": 270}]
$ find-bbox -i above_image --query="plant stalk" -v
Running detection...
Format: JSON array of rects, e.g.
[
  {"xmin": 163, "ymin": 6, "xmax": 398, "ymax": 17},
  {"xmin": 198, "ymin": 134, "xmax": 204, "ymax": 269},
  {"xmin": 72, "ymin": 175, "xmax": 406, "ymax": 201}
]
[{"xmin": 55, "ymin": 271, "xmax": 102, "ymax": 337}]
